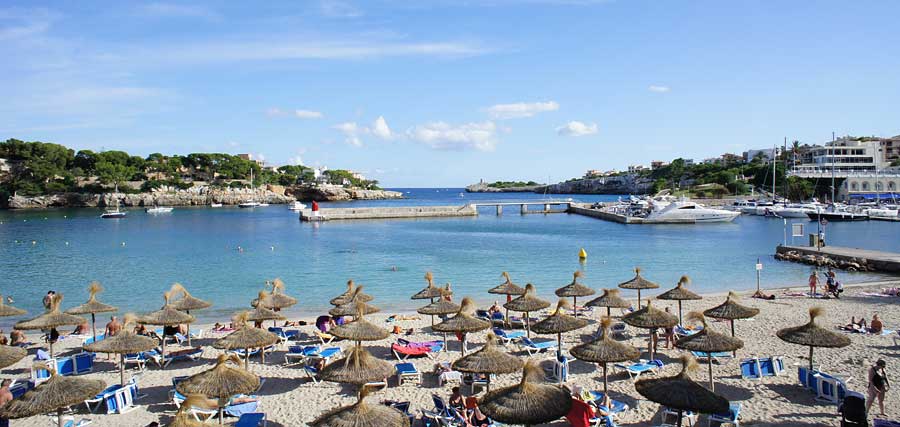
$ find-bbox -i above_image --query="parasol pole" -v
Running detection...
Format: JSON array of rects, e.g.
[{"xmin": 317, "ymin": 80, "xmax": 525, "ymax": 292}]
[
  {"xmin": 731, "ymin": 320, "xmax": 737, "ymax": 357},
  {"xmin": 637, "ymin": 290, "xmax": 642, "ymax": 309},
  {"xmin": 120, "ymin": 354, "xmax": 126, "ymax": 385},
  {"xmin": 525, "ymin": 311, "xmax": 531, "ymax": 338},
  {"xmin": 677, "ymin": 301, "xmax": 683, "ymax": 326},
  {"xmin": 809, "ymin": 346, "xmax": 814, "ymax": 371},
  {"xmin": 708, "ymin": 357, "xmax": 714, "ymax": 391},
  {"xmin": 91, "ymin": 313, "xmax": 97, "ymax": 342},
  {"xmin": 160, "ymin": 336, "xmax": 166, "ymax": 370},
  {"xmin": 185, "ymin": 310, "xmax": 192, "ymax": 346}
]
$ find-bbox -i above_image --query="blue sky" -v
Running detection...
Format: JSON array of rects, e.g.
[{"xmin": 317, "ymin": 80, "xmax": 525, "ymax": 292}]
[{"xmin": 2, "ymin": 1, "xmax": 899, "ymax": 187}]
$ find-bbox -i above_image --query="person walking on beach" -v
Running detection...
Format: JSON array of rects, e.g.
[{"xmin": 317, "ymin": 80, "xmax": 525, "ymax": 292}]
[
  {"xmin": 42, "ymin": 290, "xmax": 55, "ymax": 310},
  {"xmin": 808, "ymin": 271, "xmax": 819, "ymax": 297},
  {"xmin": 0, "ymin": 379, "xmax": 13, "ymax": 427},
  {"xmin": 867, "ymin": 359, "xmax": 889, "ymax": 416}
]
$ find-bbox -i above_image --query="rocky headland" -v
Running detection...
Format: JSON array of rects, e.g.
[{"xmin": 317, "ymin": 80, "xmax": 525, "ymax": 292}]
[
  {"xmin": 466, "ymin": 174, "xmax": 653, "ymax": 195},
  {"xmin": 287, "ymin": 184, "xmax": 403, "ymax": 202},
  {"xmin": 464, "ymin": 182, "xmax": 543, "ymax": 193}
]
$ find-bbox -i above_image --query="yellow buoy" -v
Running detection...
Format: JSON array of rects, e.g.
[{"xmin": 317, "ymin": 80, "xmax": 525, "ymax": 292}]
[{"xmin": 578, "ymin": 248, "xmax": 587, "ymax": 259}]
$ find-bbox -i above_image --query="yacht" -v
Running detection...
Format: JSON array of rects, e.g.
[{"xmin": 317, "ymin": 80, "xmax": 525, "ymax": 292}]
[
  {"xmin": 145, "ymin": 206, "xmax": 174, "ymax": 214},
  {"xmin": 238, "ymin": 201, "xmax": 260, "ymax": 208},
  {"xmin": 100, "ymin": 184, "xmax": 127, "ymax": 219},
  {"xmin": 210, "ymin": 203, "xmax": 223, "ymax": 208},
  {"xmin": 730, "ymin": 199, "xmax": 773, "ymax": 215},
  {"xmin": 807, "ymin": 205, "xmax": 868, "ymax": 222},
  {"xmin": 770, "ymin": 203, "xmax": 821, "ymax": 218},
  {"xmin": 645, "ymin": 198, "xmax": 740, "ymax": 223},
  {"xmin": 288, "ymin": 201, "xmax": 307, "ymax": 211}
]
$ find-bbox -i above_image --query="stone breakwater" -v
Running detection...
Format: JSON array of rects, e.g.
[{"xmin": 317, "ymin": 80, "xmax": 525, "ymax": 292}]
[
  {"xmin": 466, "ymin": 174, "xmax": 653, "ymax": 195},
  {"xmin": 465, "ymin": 183, "xmax": 543, "ymax": 193},
  {"xmin": 6, "ymin": 186, "xmax": 294, "ymax": 209},
  {"xmin": 286, "ymin": 185, "xmax": 403, "ymax": 202},
  {"xmin": 775, "ymin": 249, "xmax": 875, "ymax": 272}
]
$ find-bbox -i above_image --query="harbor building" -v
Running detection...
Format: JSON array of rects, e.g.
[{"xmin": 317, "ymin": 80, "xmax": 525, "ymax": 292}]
[
  {"xmin": 792, "ymin": 136, "xmax": 899, "ymax": 178},
  {"xmin": 838, "ymin": 173, "xmax": 900, "ymax": 201}
]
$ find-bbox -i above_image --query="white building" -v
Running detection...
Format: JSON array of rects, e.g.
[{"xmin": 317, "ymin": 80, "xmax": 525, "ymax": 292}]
[
  {"xmin": 792, "ymin": 138, "xmax": 887, "ymax": 176},
  {"xmin": 312, "ymin": 166, "xmax": 329, "ymax": 184},
  {"xmin": 838, "ymin": 173, "xmax": 900, "ymax": 201}
]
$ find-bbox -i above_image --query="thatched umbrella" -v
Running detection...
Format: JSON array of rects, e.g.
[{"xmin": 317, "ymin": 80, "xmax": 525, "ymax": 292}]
[
  {"xmin": 311, "ymin": 385, "xmax": 410, "ymax": 427},
  {"xmin": 417, "ymin": 293, "xmax": 459, "ymax": 344},
  {"xmin": 777, "ymin": 307, "xmax": 850, "ymax": 370},
  {"xmin": 0, "ymin": 363, "xmax": 105, "ymax": 427},
  {"xmin": 137, "ymin": 291, "xmax": 196, "ymax": 368},
  {"xmin": 65, "ymin": 281, "xmax": 118, "ymax": 342},
  {"xmin": 656, "ymin": 275, "xmax": 702, "ymax": 325},
  {"xmin": 330, "ymin": 280, "xmax": 374, "ymax": 306},
  {"xmin": 555, "ymin": 271, "xmax": 595, "ymax": 317},
  {"xmin": 83, "ymin": 314, "xmax": 157, "ymax": 385},
  {"xmin": 570, "ymin": 317, "xmax": 640, "ymax": 393},
  {"xmin": 504, "ymin": 284, "xmax": 550, "ymax": 338},
  {"xmin": 412, "ymin": 271, "xmax": 444, "ymax": 301},
  {"xmin": 214, "ymin": 312, "xmax": 279, "ymax": 370},
  {"xmin": 330, "ymin": 305, "xmax": 390, "ymax": 346},
  {"xmin": 14, "ymin": 294, "xmax": 85, "ymax": 358},
  {"xmin": 479, "ymin": 361, "xmax": 572, "ymax": 427},
  {"xmin": 622, "ymin": 299, "xmax": 677, "ymax": 360},
  {"xmin": 169, "ymin": 283, "xmax": 211, "ymax": 346},
  {"xmin": 618, "ymin": 267, "xmax": 659, "ymax": 309},
  {"xmin": 585, "ymin": 289, "xmax": 631, "ymax": 317},
  {"xmin": 635, "ymin": 356, "xmax": 730, "ymax": 426},
  {"xmin": 246, "ymin": 291, "xmax": 287, "ymax": 324},
  {"xmin": 320, "ymin": 345, "xmax": 395, "ymax": 386},
  {"xmin": 433, "ymin": 297, "xmax": 491, "ymax": 355},
  {"xmin": 330, "ymin": 286, "xmax": 380, "ymax": 318},
  {"xmin": 176, "ymin": 354, "xmax": 261, "ymax": 425},
  {"xmin": 0, "ymin": 345, "xmax": 27, "ymax": 370},
  {"xmin": 415, "ymin": 273, "xmax": 454, "ymax": 328},
  {"xmin": 704, "ymin": 291, "xmax": 760, "ymax": 342},
  {"xmin": 0, "ymin": 294, "xmax": 26, "ymax": 318},
  {"xmin": 451, "ymin": 334, "xmax": 523, "ymax": 392},
  {"xmin": 170, "ymin": 394, "xmax": 219, "ymax": 427},
  {"xmin": 488, "ymin": 272, "xmax": 526, "ymax": 327},
  {"xmin": 531, "ymin": 299, "xmax": 589, "ymax": 362},
  {"xmin": 675, "ymin": 312, "xmax": 744, "ymax": 391}
]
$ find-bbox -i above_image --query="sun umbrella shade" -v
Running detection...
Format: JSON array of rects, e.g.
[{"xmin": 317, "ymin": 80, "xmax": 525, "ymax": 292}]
[
  {"xmin": 0, "ymin": 367, "xmax": 105, "ymax": 420},
  {"xmin": 531, "ymin": 300, "xmax": 589, "ymax": 335},
  {"xmin": 618, "ymin": 267, "xmax": 660, "ymax": 291},
  {"xmin": 479, "ymin": 361, "xmax": 572, "ymax": 425},
  {"xmin": 0, "ymin": 295, "xmax": 26, "ymax": 317},
  {"xmin": 320, "ymin": 346, "xmax": 395, "ymax": 385},
  {"xmin": 622, "ymin": 300, "xmax": 677, "ymax": 329},
  {"xmin": 330, "ymin": 301, "xmax": 380, "ymax": 318},
  {"xmin": 169, "ymin": 283, "xmax": 212, "ymax": 312},
  {"xmin": 15, "ymin": 294, "xmax": 84, "ymax": 331},
  {"xmin": 64, "ymin": 282, "xmax": 117, "ymax": 315},
  {"xmin": 488, "ymin": 272, "xmax": 526, "ymax": 296},
  {"xmin": 83, "ymin": 330, "xmax": 156, "ymax": 355},
  {"xmin": 417, "ymin": 300, "xmax": 459, "ymax": 316},
  {"xmin": 704, "ymin": 292, "xmax": 760, "ymax": 320},
  {"xmin": 330, "ymin": 316, "xmax": 390, "ymax": 342},
  {"xmin": 451, "ymin": 334, "xmax": 523, "ymax": 374},
  {"xmin": 176, "ymin": 355, "xmax": 260, "ymax": 399},
  {"xmin": 675, "ymin": 325, "xmax": 743, "ymax": 353},
  {"xmin": 138, "ymin": 306, "xmax": 195, "ymax": 326},
  {"xmin": 777, "ymin": 307, "xmax": 850, "ymax": 348},
  {"xmin": 246, "ymin": 293, "xmax": 287, "ymax": 323},
  {"xmin": 433, "ymin": 298, "xmax": 491, "ymax": 333},
  {"xmin": 657, "ymin": 277, "xmax": 702, "ymax": 301},
  {"xmin": 504, "ymin": 284, "xmax": 550, "ymax": 314},
  {"xmin": 412, "ymin": 272, "xmax": 445, "ymax": 300},
  {"xmin": 170, "ymin": 395, "xmax": 219, "ymax": 427},
  {"xmin": 555, "ymin": 271, "xmax": 595, "ymax": 298},
  {"xmin": 570, "ymin": 320, "xmax": 640, "ymax": 364},
  {"xmin": 311, "ymin": 387, "xmax": 410, "ymax": 427},
  {"xmin": 251, "ymin": 278, "xmax": 298, "ymax": 310},
  {"xmin": 330, "ymin": 280, "xmax": 374, "ymax": 306},
  {"xmin": 585, "ymin": 289, "xmax": 631, "ymax": 310},
  {"xmin": 635, "ymin": 356, "xmax": 730, "ymax": 415},
  {"xmin": 0, "ymin": 346, "xmax": 27, "ymax": 369},
  {"xmin": 214, "ymin": 325, "xmax": 280, "ymax": 351}
]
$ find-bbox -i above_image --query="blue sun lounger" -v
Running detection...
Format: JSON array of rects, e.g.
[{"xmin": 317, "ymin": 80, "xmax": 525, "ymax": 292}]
[
  {"xmin": 614, "ymin": 359, "xmax": 663, "ymax": 381},
  {"xmin": 395, "ymin": 363, "xmax": 421, "ymax": 385},
  {"xmin": 519, "ymin": 337, "xmax": 557, "ymax": 355},
  {"xmin": 492, "ymin": 328, "xmax": 526, "ymax": 344},
  {"xmin": 235, "ymin": 412, "xmax": 267, "ymax": 427},
  {"xmin": 691, "ymin": 351, "xmax": 733, "ymax": 363}
]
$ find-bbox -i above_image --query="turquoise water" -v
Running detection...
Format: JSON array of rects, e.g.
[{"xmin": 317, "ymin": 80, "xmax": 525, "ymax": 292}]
[{"xmin": 1, "ymin": 189, "xmax": 897, "ymax": 326}]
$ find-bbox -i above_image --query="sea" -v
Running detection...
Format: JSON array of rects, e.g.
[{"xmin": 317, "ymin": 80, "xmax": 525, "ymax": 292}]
[{"xmin": 1, "ymin": 188, "xmax": 898, "ymax": 326}]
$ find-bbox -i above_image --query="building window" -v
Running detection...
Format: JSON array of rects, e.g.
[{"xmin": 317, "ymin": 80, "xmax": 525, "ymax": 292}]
[
  {"xmin": 890, "ymin": 181, "xmax": 897, "ymax": 191},
  {"xmin": 851, "ymin": 182, "xmax": 858, "ymax": 191},
  {"xmin": 862, "ymin": 182, "xmax": 869, "ymax": 191}
]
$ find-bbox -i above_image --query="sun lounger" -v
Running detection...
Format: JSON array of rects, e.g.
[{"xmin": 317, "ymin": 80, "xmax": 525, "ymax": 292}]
[
  {"xmin": 31, "ymin": 352, "xmax": 96, "ymax": 383},
  {"xmin": 150, "ymin": 347, "xmax": 203, "ymax": 368},
  {"xmin": 660, "ymin": 407, "xmax": 696, "ymax": 427},
  {"xmin": 52, "ymin": 416, "xmax": 92, "ymax": 427},
  {"xmin": 268, "ymin": 327, "xmax": 299, "ymax": 344},
  {"xmin": 518, "ymin": 337, "xmax": 557, "ymax": 355},
  {"xmin": 123, "ymin": 351, "xmax": 156, "ymax": 371},
  {"xmin": 587, "ymin": 391, "xmax": 630, "ymax": 415},
  {"xmin": 235, "ymin": 412, "xmax": 267, "ymax": 427},
  {"xmin": 9, "ymin": 380, "xmax": 34, "ymax": 398},
  {"xmin": 314, "ymin": 330, "xmax": 336, "ymax": 345},
  {"xmin": 611, "ymin": 323, "xmax": 630, "ymax": 339},
  {"xmin": 548, "ymin": 355, "xmax": 575, "ymax": 382},
  {"xmin": 84, "ymin": 377, "xmax": 142, "ymax": 414},
  {"xmin": 614, "ymin": 359, "xmax": 663, "ymax": 381},
  {"xmin": 283, "ymin": 345, "xmax": 322, "ymax": 365},
  {"xmin": 675, "ymin": 325, "xmax": 703, "ymax": 337},
  {"xmin": 815, "ymin": 372, "xmax": 850, "ymax": 404},
  {"xmin": 434, "ymin": 362, "xmax": 463, "ymax": 386},
  {"xmin": 307, "ymin": 346, "xmax": 342, "ymax": 364},
  {"xmin": 302, "ymin": 364, "xmax": 321, "ymax": 383},
  {"xmin": 758, "ymin": 356, "xmax": 785, "ymax": 377},
  {"xmin": 81, "ymin": 334, "xmax": 106, "ymax": 346},
  {"xmin": 708, "ymin": 402, "xmax": 741, "ymax": 426},
  {"xmin": 384, "ymin": 401, "xmax": 416, "ymax": 425},
  {"xmin": 492, "ymin": 328, "xmax": 526, "ymax": 345},
  {"xmin": 395, "ymin": 362, "xmax": 421, "ymax": 385},
  {"xmin": 691, "ymin": 351, "xmax": 732, "ymax": 363},
  {"xmin": 392, "ymin": 341, "xmax": 443, "ymax": 360}
]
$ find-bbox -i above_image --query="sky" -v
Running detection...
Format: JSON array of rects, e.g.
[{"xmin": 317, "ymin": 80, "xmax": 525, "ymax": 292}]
[{"xmin": 2, "ymin": 1, "xmax": 899, "ymax": 187}]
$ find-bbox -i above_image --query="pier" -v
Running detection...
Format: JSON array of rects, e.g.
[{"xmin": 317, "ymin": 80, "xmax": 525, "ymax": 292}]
[
  {"xmin": 776, "ymin": 245, "xmax": 900, "ymax": 274},
  {"xmin": 300, "ymin": 200, "xmax": 572, "ymax": 222}
]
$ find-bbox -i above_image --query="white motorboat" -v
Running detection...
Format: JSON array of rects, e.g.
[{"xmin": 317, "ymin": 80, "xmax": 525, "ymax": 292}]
[
  {"xmin": 210, "ymin": 203, "xmax": 223, "ymax": 208},
  {"xmin": 646, "ymin": 198, "xmax": 740, "ymax": 223},
  {"xmin": 238, "ymin": 201, "xmax": 260, "ymax": 208},
  {"xmin": 770, "ymin": 203, "xmax": 821, "ymax": 218},
  {"xmin": 145, "ymin": 206, "xmax": 174, "ymax": 214},
  {"xmin": 258, "ymin": 203, "xmax": 269, "ymax": 207},
  {"xmin": 288, "ymin": 201, "xmax": 307, "ymax": 211}
]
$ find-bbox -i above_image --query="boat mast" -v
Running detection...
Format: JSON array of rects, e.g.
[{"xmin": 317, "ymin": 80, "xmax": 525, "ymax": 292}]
[
  {"xmin": 831, "ymin": 131, "xmax": 836, "ymax": 203},
  {"xmin": 772, "ymin": 143, "xmax": 776, "ymax": 201},
  {"xmin": 783, "ymin": 137, "xmax": 788, "ymax": 204}
]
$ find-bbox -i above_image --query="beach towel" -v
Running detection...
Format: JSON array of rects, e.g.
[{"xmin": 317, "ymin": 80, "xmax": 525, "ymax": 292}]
[
  {"xmin": 391, "ymin": 343, "xmax": 432, "ymax": 357},
  {"xmin": 863, "ymin": 292, "xmax": 896, "ymax": 298},
  {"xmin": 565, "ymin": 399, "xmax": 594, "ymax": 427}
]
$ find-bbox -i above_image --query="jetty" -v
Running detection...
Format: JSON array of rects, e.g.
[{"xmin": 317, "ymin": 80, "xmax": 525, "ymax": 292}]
[
  {"xmin": 300, "ymin": 201, "xmax": 573, "ymax": 222},
  {"xmin": 776, "ymin": 245, "xmax": 900, "ymax": 274}
]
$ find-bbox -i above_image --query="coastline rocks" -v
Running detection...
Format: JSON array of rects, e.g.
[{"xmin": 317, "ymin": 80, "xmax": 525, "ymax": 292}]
[
  {"xmin": 544, "ymin": 175, "xmax": 654, "ymax": 195},
  {"xmin": 465, "ymin": 183, "xmax": 542, "ymax": 193},
  {"xmin": 286, "ymin": 185, "xmax": 403, "ymax": 202},
  {"xmin": 6, "ymin": 186, "xmax": 295, "ymax": 209},
  {"xmin": 774, "ymin": 250, "xmax": 873, "ymax": 272}
]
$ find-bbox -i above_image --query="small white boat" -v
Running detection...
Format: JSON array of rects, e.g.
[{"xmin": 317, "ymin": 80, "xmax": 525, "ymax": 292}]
[
  {"xmin": 646, "ymin": 198, "xmax": 740, "ymax": 223},
  {"xmin": 145, "ymin": 206, "xmax": 174, "ymax": 214},
  {"xmin": 210, "ymin": 203, "xmax": 223, "ymax": 208},
  {"xmin": 288, "ymin": 201, "xmax": 307, "ymax": 211},
  {"xmin": 258, "ymin": 203, "xmax": 269, "ymax": 207},
  {"xmin": 101, "ymin": 184, "xmax": 126, "ymax": 219},
  {"xmin": 238, "ymin": 201, "xmax": 260, "ymax": 208}
]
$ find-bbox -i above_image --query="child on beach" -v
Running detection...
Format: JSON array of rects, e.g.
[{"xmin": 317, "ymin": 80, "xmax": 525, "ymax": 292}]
[{"xmin": 808, "ymin": 271, "xmax": 819, "ymax": 297}]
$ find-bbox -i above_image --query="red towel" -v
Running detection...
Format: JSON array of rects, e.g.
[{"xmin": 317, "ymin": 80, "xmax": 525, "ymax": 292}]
[{"xmin": 565, "ymin": 399, "xmax": 595, "ymax": 427}]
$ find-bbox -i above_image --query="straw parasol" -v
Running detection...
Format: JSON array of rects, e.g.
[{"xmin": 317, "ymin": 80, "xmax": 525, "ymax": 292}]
[
  {"xmin": 622, "ymin": 299, "xmax": 677, "ymax": 360},
  {"xmin": 169, "ymin": 283, "xmax": 211, "ymax": 346},
  {"xmin": 0, "ymin": 363, "xmax": 106, "ymax": 427},
  {"xmin": 169, "ymin": 394, "xmax": 219, "ymax": 427},
  {"xmin": 531, "ymin": 299, "xmax": 589, "ymax": 362},
  {"xmin": 65, "ymin": 281, "xmax": 118, "ymax": 342},
  {"xmin": 585, "ymin": 289, "xmax": 631, "ymax": 317},
  {"xmin": 704, "ymin": 291, "xmax": 760, "ymax": 342},
  {"xmin": 0, "ymin": 294, "xmax": 26, "ymax": 317},
  {"xmin": 246, "ymin": 291, "xmax": 287, "ymax": 324},
  {"xmin": 570, "ymin": 317, "xmax": 640, "ymax": 393},
  {"xmin": 411, "ymin": 271, "xmax": 444, "ymax": 300},
  {"xmin": 251, "ymin": 279, "xmax": 297, "ymax": 324},
  {"xmin": 618, "ymin": 267, "xmax": 659, "ymax": 309},
  {"xmin": 504, "ymin": 283, "xmax": 550, "ymax": 338},
  {"xmin": 488, "ymin": 272, "xmax": 526, "ymax": 327},
  {"xmin": 330, "ymin": 286, "xmax": 380, "ymax": 318},
  {"xmin": 635, "ymin": 355, "xmax": 730, "ymax": 426},
  {"xmin": 330, "ymin": 280, "xmax": 374, "ymax": 306},
  {"xmin": 330, "ymin": 304, "xmax": 390, "ymax": 346},
  {"xmin": 310, "ymin": 385, "xmax": 410, "ymax": 427},
  {"xmin": 777, "ymin": 307, "xmax": 850, "ymax": 370},
  {"xmin": 176, "ymin": 354, "xmax": 261, "ymax": 425},
  {"xmin": 555, "ymin": 271, "xmax": 595, "ymax": 317},
  {"xmin": 320, "ymin": 345, "xmax": 395, "ymax": 385},
  {"xmin": 656, "ymin": 275, "xmax": 702, "ymax": 325},
  {"xmin": 137, "ymin": 291, "xmax": 196, "ymax": 368},
  {"xmin": 451, "ymin": 334, "xmax": 523, "ymax": 392},
  {"xmin": 674, "ymin": 312, "xmax": 744, "ymax": 391},
  {"xmin": 214, "ymin": 312, "xmax": 280, "ymax": 369},
  {"xmin": 14, "ymin": 294, "xmax": 85, "ymax": 358},
  {"xmin": 417, "ymin": 288, "xmax": 459, "ymax": 332},
  {"xmin": 479, "ymin": 361, "xmax": 572, "ymax": 426},
  {"xmin": 83, "ymin": 314, "xmax": 157, "ymax": 385},
  {"xmin": 433, "ymin": 297, "xmax": 491, "ymax": 355},
  {"xmin": 0, "ymin": 345, "xmax": 27, "ymax": 370}
]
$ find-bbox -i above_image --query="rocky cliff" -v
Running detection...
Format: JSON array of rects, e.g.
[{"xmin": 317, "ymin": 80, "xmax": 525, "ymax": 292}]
[
  {"xmin": 286, "ymin": 185, "xmax": 404, "ymax": 202},
  {"xmin": 465, "ymin": 183, "xmax": 543, "ymax": 193},
  {"xmin": 543, "ymin": 175, "xmax": 653, "ymax": 195},
  {"xmin": 6, "ymin": 186, "xmax": 294, "ymax": 209}
]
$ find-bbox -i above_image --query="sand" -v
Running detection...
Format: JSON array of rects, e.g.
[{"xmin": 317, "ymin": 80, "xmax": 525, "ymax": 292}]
[{"xmin": 4, "ymin": 280, "xmax": 900, "ymax": 426}]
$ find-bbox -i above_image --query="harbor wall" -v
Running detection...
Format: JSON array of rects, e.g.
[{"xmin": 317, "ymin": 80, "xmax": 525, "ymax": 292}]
[{"xmin": 300, "ymin": 204, "xmax": 478, "ymax": 221}]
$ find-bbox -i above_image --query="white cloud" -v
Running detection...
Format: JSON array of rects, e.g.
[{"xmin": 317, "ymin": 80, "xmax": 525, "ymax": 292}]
[
  {"xmin": 557, "ymin": 120, "xmax": 598, "ymax": 137},
  {"xmin": 485, "ymin": 101, "xmax": 559, "ymax": 119},
  {"xmin": 294, "ymin": 109, "xmax": 324, "ymax": 119},
  {"xmin": 648, "ymin": 85, "xmax": 670, "ymax": 93},
  {"xmin": 320, "ymin": 0, "xmax": 363, "ymax": 18},
  {"xmin": 289, "ymin": 155, "xmax": 304, "ymax": 166},
  {"xmin": 371, "ymin": 116, "xmax": 393, "ymax": 140},
  {"xmin": 406, "ymin": 121, "xmax": 499, "ymax": 151},
  {"xmin": 333, "ymin": 122, "xmax": 365, "ymax": 147}
]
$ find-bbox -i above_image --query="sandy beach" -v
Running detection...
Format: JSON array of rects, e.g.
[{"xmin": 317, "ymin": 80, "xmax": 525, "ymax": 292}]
[{"xmin": 4, "ymin": 280, "xmax": 900, "ymax": 426}]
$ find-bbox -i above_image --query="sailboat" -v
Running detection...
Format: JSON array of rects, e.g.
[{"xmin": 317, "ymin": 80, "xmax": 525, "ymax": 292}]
[
  {"xmin": 100, "ymin": 184, "xmax": 127, "ymax": 219},
  {"xmin": 238, "ymin": 168, "xmax": 261, "ymax": 208}
]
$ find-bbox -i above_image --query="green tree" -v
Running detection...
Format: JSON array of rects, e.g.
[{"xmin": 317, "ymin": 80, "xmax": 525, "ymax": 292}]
[{"xmin": 96, "ymin": 161, "xmax": 137, "ymax": 188}]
